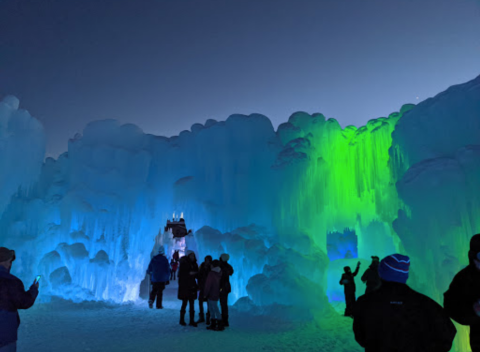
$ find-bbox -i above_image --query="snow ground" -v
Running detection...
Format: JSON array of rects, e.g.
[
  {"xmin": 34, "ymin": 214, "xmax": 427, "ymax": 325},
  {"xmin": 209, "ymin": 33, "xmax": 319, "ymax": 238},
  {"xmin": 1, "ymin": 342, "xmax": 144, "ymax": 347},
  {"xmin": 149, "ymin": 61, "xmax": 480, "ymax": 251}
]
[{"xmin": 17, "ymin": 281, "xmax": 361, "ymax": 352}]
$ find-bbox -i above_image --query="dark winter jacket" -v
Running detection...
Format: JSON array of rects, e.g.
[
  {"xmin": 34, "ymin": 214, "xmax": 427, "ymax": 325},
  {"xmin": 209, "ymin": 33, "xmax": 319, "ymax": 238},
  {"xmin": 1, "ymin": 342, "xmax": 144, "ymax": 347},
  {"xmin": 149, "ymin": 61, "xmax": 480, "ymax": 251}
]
[
  {"xmin": 353, "ymin": 281, "xmax": 456, "ymax": 352},
  {"xmin": 204, "ymin": 267, "xmax": 222, "ymax": 301},
  {"xmin": 444, "ymin": 263, "xmax": 480, "ymax": 326},
  {"xmin": 198, "ymin": 261, "xmax": 211, "ymax": 294},
  {"xmin": 340, "ymin": 266, "xmax": 360, "ymax": 293},
  {"xmin": 361, "ymin": 264, "xmax": 381, "ymax": 293},
  {"xmin": 0, "ymin": 267, "xmax": 38, "ymax": 348},
  {"xmin": 147, "ymin": 254, "xmax": 170, "ymax": 283},
  {"xmin": 177, "ymin": 257, "xmax": 199, "ymax": 301},
  {"xmin": 219, "ymin": 260, "xmax": 234, "ymax": 296}
]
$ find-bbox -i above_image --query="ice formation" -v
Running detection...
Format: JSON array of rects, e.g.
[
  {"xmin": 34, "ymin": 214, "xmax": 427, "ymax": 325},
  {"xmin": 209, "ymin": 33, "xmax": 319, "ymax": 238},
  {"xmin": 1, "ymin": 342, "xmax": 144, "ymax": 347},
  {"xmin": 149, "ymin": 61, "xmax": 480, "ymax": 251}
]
[
  {"xmin": 0, "ymin": 96, "xmax": 45, "ymax": 215},
  {"xmin": 0, "ymin": 75, "xmax": 479, "ymax": 350}
]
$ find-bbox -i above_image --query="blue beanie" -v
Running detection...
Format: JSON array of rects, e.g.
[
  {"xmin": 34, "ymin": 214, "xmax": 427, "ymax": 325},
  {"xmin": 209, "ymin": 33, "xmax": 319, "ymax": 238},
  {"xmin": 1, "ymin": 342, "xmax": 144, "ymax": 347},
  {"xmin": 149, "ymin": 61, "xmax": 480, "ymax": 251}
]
[{"xmin": 378, "ymin": 254, "xmax": 410, "ymax": 284}]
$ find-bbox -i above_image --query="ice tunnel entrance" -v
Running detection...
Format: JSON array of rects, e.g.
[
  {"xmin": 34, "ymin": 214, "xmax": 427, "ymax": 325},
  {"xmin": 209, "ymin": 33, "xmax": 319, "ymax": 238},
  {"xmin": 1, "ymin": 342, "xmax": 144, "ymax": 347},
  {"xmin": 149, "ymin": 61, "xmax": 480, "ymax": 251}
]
[
  {"xmin": 139, "ymin": 213, "xmax": 196, "ymax": 299},
  {"xmin": 325, "ymin": 221, "xmax": 398, "ymax": 305},
  {"xmin": 325, "ymin": 228, "xmax": 361, "ymax": 304},
  {"xmin": 327, "ymin": 228, "xmax": 357, "ymax": 261}
]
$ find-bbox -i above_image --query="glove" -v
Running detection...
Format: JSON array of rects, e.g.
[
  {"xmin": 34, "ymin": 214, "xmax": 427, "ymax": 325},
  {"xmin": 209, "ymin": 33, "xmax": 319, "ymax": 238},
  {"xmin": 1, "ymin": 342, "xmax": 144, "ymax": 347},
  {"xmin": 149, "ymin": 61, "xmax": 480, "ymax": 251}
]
[{"xmin": 474, "ymin": 300, "xmax": 480, "ymax": 317}]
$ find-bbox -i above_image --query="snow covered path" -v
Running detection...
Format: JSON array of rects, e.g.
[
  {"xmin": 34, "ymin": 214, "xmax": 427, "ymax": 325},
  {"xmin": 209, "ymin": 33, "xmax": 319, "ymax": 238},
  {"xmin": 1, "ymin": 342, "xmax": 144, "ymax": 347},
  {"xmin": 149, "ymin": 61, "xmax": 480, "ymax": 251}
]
[{"xmin": 17, "ymin": 283, "xmax": 362, "ymax": 352}]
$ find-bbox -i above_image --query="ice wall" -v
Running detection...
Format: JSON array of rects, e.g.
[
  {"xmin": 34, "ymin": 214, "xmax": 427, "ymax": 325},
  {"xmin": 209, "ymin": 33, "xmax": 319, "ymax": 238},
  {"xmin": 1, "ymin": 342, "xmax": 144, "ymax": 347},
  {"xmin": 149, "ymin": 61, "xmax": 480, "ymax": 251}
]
[
  {"xmin": 0, "ymin": 96, "xmax": 45, "ymax": 215},
  {"xmin": 391, "ymin": 75, "xmax": 480, "ymax": 351},
  {"xmin": 273, "ymin": 108, "xmax": 414, "ymax": 254},
  {"xmin": 0, "ymin": 115, "xmax": 282, "ymax": 303},
  {"xmin": 273, "ymin": 108, "xmax": 414, "ymax": 300},
  {"xmin": 1, "ymin": 76, "xmax": 479, "ymax": 342}
]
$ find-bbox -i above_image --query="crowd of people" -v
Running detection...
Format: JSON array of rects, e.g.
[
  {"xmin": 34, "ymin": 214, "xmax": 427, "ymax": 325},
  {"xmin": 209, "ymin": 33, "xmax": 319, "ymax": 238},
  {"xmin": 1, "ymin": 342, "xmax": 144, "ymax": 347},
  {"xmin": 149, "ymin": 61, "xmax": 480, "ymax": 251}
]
[
  {"xmin": 146, "ymin": 246, "xmax": 234, "ymax": 331},
  {"xmin": 338, "ymin": 234, "xmax": 480, "ymax": 352},
  {"xmin": 1, "ymin": 234, "xmax": 480, "ymax": 351}
]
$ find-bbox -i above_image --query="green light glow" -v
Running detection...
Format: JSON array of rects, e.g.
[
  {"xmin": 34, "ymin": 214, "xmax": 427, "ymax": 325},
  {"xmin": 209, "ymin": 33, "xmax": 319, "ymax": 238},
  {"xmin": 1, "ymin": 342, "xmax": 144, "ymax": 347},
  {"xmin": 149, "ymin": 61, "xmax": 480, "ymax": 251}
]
[
  {"xmin": 275, "ymin": 106, "xmax": 415, "ymax": 255},
  {"xmin": 275, "ymin": 103, "xmax": 473, "ymax": 351}
]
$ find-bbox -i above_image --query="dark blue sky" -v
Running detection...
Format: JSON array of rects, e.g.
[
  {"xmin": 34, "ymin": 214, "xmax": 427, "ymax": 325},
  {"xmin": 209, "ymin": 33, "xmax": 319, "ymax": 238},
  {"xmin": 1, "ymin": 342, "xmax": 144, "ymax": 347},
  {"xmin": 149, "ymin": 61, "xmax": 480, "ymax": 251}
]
[{"xmin": 1, "ymin": 0, "xmax": 479, "ymax": 156}]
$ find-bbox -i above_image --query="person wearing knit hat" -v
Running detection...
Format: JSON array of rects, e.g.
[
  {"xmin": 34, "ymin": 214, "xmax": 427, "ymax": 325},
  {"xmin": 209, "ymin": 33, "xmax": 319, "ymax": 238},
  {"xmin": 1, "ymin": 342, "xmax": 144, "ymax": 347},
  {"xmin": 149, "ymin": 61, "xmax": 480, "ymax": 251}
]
[
  {"xmin": 353, "ymin": 253, "xmax": 456, "ymax": 352},
  {"xmin": 146, "ymin": 245, "xmax": 170, "ymax": 309},
  {"xmin": 218, "ymin": 253, "xmax": 234, "ymax": 327},
  {"xmin": 0, "ymin": 247, "xmax": 39, "ymax": 350},
  {"xmin": 445, "ymin": 234, "xmax": 480, "ymax": 352},
  {"xmin": 377, "ymin": 253, "xmax": 410, "ymax": 284}
]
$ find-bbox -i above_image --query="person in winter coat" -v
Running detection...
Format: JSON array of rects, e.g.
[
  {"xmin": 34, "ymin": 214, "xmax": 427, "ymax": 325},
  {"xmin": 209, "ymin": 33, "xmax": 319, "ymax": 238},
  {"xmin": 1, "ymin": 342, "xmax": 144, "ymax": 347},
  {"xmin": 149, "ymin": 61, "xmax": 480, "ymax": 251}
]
[
  {"xmin": 0, "ymin": 247, "xmax": 39, "ymax": 352},
  {"xmin": 146, "ymin": 245, "xmax": 170, "ymax": 309},
  {"xmin": 204, "ymin": 260, "xmax": 224, "ymax": 331},
  {"xmin": 177, "ymin": 250, "xmax": 199, "ymax": 327},
  {"xmin": 218, "ymin": 253, "xmax": 234, "ymax": 327},
  {"xmin": 444, "ymin": 234, "xmax": 480, "ymax": 352},
  {"xmin": 170, "ymin": 259, "xmax": 178, "ymax": 281},
  {"xmin": 361, "ymin": 256, "xmax": 381, "ymax": 294},
  {"xmin": 197, "ymin": 255, "xmax": 212, "ymax": 324},
  {"xmin": 353, "ymin": 254, "xmax": 456, "ymax": 352},
  {"xmin": 339, "ymin": 261, "xmax": 361, "ymax": 317}
]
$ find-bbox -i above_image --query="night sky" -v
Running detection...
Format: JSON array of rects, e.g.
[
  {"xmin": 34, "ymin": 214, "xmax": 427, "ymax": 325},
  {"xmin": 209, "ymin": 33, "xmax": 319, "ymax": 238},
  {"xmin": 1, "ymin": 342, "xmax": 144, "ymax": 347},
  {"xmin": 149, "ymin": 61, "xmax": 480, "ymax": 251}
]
[{"xmin": 1, "ymin": 0, "xmax": 479, "ymax": 157}]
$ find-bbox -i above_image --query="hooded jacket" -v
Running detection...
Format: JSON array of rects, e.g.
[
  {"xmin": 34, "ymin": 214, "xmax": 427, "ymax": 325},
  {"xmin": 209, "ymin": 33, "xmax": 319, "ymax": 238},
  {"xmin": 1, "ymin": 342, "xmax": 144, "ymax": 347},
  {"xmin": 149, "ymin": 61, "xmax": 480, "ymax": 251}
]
[
  {"xmin": 147, "ymin": 254, "xmax": 170, "ymax": 283},
  {"xmin": 204, "ymin": 266, "xmax": 222, "ymax": 301},
  {"xmin": 0, "ymin": 267, "xmax": 38, "ymax": 348}
]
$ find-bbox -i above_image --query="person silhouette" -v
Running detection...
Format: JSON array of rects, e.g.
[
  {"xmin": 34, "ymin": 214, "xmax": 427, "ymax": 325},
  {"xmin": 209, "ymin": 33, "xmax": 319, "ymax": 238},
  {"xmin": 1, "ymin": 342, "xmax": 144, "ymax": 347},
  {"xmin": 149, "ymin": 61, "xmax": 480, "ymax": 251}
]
[{"xmin": 339, "ymin": 262, "xmax": 361, "ymax": 317}]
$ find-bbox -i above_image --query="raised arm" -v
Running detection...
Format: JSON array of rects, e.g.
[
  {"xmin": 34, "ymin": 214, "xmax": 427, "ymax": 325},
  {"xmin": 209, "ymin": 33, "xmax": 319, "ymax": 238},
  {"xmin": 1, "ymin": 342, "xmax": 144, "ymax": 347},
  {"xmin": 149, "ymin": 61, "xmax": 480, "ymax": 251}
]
[
  {"xmin": 10, "ymin": 279, "xmax": 38, "ymax": 310},
  {"xmin": 353, "ymin": 263, "xmax": 360, "ymax": 277}
]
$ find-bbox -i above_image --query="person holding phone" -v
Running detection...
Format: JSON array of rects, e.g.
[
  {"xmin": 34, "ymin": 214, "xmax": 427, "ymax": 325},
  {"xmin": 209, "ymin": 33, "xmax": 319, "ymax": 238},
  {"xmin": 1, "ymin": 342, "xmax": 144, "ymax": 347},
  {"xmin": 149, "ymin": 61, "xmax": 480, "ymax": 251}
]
[{"xmin": 0, "ymin": 247, "xmax": 39, "ymax": 352}]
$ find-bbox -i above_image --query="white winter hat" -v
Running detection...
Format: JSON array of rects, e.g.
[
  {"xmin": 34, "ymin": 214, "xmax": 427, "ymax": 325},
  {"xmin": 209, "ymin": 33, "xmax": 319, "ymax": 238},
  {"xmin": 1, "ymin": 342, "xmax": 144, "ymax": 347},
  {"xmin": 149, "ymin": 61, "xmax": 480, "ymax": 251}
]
[
  {"xmin": 220, "ymin": 253, "xmax": 230, "ymax": 262},
  {"xmin": 158, "ymin": 246, "xmax": 165, "ymax": 255}
]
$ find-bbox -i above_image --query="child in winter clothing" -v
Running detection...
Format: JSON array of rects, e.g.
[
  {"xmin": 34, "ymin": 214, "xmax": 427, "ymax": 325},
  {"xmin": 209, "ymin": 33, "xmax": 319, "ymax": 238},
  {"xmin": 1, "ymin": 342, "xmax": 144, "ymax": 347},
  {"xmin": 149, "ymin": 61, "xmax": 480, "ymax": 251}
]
[{"xmin": 204, "ymin": 260, "xmax": 223, "ymax": 331}]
